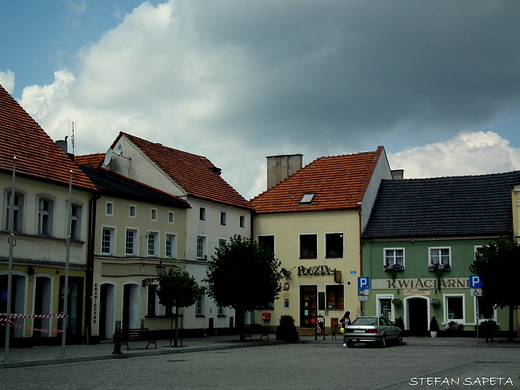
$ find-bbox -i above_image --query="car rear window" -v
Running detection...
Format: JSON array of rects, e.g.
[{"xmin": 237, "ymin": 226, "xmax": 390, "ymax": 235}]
[{"xmin": 352, "ymin": 318, "xmax": 377, "ymax": 326}]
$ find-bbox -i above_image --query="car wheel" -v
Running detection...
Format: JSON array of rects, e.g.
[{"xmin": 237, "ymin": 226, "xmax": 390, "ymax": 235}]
[
  {"xmin": 396, "ymin": 333, "xmax": 403, "ymax": 346},
  {"xmin": 346, "ymin": 341, "xmax": 354, "ymax": 348},
  {"xmin": 379, "ymin": 335, "xmax": 387, "ymax": 348}
]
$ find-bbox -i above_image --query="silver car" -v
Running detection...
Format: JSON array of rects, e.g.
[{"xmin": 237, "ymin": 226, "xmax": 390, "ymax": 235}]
[{"xmin": 343, "ymin": 316, "xmax": 403, "ymax": 348}]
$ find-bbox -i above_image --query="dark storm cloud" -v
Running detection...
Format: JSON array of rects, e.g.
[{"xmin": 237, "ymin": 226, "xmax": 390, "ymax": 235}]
[{"xmin": 186, "ymin": 0, "xmax": 520, "ymax": 147}]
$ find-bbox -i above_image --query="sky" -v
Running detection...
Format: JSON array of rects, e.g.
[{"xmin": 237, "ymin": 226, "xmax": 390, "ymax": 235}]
[{"xmin": 2, "ymin": 0, "xmax": 520, "ymax": 199}]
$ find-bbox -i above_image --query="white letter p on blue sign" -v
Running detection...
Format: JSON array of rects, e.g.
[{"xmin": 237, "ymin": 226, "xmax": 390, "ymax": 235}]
[
  {"xmin": 358, "ymin": 277, "xmax": 370, "ymax": 290},
  {"xmin": 469, "ymin": 275, "xmax": 482, "ymax": 288}
]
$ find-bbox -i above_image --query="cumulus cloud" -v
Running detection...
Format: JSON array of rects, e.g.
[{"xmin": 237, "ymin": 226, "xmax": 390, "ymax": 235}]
[
  {"xmin": 13, "ymin": 0, "xmax": 520, "ymax": 196},
  {"xmin": 0, "ymin": 70, "xmax": 15, "ymax": 94},
  {"xmin": 388, "ymin": 132, "xmax": 520, "ymax": 179}
]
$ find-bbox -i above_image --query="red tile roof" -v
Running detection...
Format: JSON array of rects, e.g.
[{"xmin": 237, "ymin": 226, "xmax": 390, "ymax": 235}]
[
  {"xmin": 251, "ymin": 147, "xmax": 384, "ymax": 214},
  {"xmin": 74, "ymin": 153, "xmax": 105, "ymax": 168},
  {"xmin": 0, "ymin": 85, "xmax": 96, "ymax": 191},
  {"xmin": 114, "ymin": 132, "xmax": 251, "ymax": 210}
]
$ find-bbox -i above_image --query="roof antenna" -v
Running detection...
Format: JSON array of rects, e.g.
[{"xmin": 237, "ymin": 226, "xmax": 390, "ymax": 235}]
[{"xmin": 71, "ymin": 121, "xmax": 76, "ymax": 156}]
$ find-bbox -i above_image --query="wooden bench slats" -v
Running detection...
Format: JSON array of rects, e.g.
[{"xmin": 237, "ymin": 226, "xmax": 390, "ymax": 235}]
[{"xmin": 120, "ymin": 328, "xmax": 157, "ymax": 350}]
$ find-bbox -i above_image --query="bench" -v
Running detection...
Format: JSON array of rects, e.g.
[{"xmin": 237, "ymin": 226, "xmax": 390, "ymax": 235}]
[
  {"xmin": 120, "ymin": 328, "xmax": 157, "ymax": 350},
  {"xmin": 244, "ymin": 324, "xmax": 269, "ymax": 341}
]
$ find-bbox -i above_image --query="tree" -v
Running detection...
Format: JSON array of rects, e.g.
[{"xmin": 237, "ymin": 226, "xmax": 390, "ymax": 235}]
[
  {"xmin": 157, "ymin": 266, "xmax": 202, "ymax": 347},
  {"xmin": 205, "ymin": 235, "xmax": 283, "ymax": 341},
  {"xmin": 470, "ymin": 237, "xmax": 520, "ymax": 342}
]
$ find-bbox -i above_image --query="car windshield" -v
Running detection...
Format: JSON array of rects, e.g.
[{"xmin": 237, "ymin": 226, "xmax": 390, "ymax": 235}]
[{"xmin": 352, "ymin": 317, "xmax": 377, "ymax": 326}]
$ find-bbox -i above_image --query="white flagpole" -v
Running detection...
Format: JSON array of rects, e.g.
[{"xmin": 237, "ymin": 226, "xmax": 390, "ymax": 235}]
[
  {"xmin": 61, "ymin": 170, "xmax": 73, "ymax": 359},
  {"xmin": 4, "ymin": 157, "xmax": 17, "ymax": 363}
]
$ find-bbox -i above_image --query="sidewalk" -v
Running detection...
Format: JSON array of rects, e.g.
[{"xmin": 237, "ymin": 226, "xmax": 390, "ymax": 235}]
[{"xmin": 1, "ymin": 335, "xmax": 518, "ymax": 369}]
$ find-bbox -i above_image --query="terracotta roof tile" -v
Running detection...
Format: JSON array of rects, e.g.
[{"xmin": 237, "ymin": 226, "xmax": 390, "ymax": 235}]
[
  {"xmin": 0, "ymin": 85, "xmax": 96, "ymax": 191},
  {"xmin": 116, "ymin": 132, "xmax": 251, "ymax": 210},
  {"xmin": 74, "ymin": 153, "xmax": 105, "ymax": 168},
  {"xmin": 251, "ymin": 147, "xmax": 384, "ymax": 214}
]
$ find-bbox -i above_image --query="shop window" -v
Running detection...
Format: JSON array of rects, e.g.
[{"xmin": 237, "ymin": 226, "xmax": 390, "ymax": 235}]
[
  {"xmin": 326, "ymin": 285, "xmax": 344, "ymax": 310},
  {"xmin": 445, "ymin": 295, "xmax": 464, "ymax": 321},
  {"xmin": 300, "ymin": 234, "xmax": 317, "ymax": 258},
  {"xmin": 326, "ymin": 233, "xmax": 343, "ymax": 258}
]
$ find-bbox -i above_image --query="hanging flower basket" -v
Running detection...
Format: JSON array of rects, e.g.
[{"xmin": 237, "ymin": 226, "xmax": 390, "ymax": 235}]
[
  {"xmin": 384, "ymin": 264, "xmax": 404, "ymax": 281},
  {"xmin": 428, "ymin": 263, "xmax": 451, "ymax": 272},
  {"xmin": 392, "ymin": 298, "xmax": 402, "ymax": 307},
  {"xmin": 431, "ymin": 297, "xmax": 441, "ymax": 308}
]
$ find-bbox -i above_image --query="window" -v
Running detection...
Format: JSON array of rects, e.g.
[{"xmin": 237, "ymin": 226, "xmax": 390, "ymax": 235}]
[
  {"xmin": 129, "ymin": 205, "xmax": 136, "ymax": 217},
  {"xmin": 299, "ymin": 193, "xmax": 316, "ymax": 205},
  {"xmin": 168, "ymin": 211, "xmax": 175, "ymax": 224},
  {"xmin": 166, "ymin": 234, "xmax": 176, "ymax": 259},
  {"xmin": 220, "ymin": 212, "xmax": 226, "ymax": 225},
  {"xmin": 126, "ymin": 229, "xmax": 138, "ymax": 256},
  {"xmin": 258, "ymin": 235, "xmax": 275, "ymax": 255},
  {"xmin": 477, "ymin": 296, "xmax": 496, "ymax": 321},
  {"xmin": 300, "ymin": 234, "xmax": 317, "ymax": 258},
  {"xmin": 148, "ymin": 231, "xmax": 158, "ymax": 257},
  {"xmin": 326, "ymin": 285, "xmax": 344, "ymax": 310},
  {"xmin": 385, "ymin": 248, "xmax": 404, "ymax": 268},
  {"xmin": 429, "ymin": 247, "xmax": 451, "ymax": 268},
  {"xmin": 5, "ymin": 191, "xmax": 23, "ymax": 232},
  {"xmin": 325, "ymin": 233, "xmax": 343, "ymax": 258},
  {"xmin": 199, "ymin": 207, "xmax": 205, "ymax": 221},
  {"xmin": 101, "ymin": 227, "xmax": 115, "ymax": 255},
  {"xmin": 445, "ymin": 295, "xmax": 464, "ymax": 321},
  {"xmin": 70, "ymin": 204, "xmax": 81, "ymax": 240},
  {"xmin": 106, "ymin": 201, "xmax": 113, "ymax": 216},
  {"xmin": 217, "ymin": 306, "xmax": 225, "ymax": 316},
  {"xmin": 196, "ymin": 294, "xmax": 204, "ymax": 316},
  {"xmin": 196, "ymin": 235, "xmax": 207, "ymax": 260},
  {"xmin": 147, "ymin": 285, "xmax": 158, "ymax": 317},
  {"xmin": 150, "ymin": 208, "xmax": 157, "ymax": 221},
  {"xmin": 475, "ymin": 246, "xmax": 484, "ymax": 259},
  {"xmin": 38, "ymin": 197, "xmax": 54, "ymax": 236},
  {"xmin": 218, "ymin": 238, "xmax": 227, "ymax": 251}
]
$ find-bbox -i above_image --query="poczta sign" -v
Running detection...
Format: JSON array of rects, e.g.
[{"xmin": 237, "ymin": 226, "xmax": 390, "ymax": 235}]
[{"xmin": 297, "ymin": 265, "xmax": 336, "ymax": 276}]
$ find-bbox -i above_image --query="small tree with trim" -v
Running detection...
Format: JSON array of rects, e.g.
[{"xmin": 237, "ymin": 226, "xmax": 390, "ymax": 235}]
[
  {"xmin": 205, "ymin": 235, "xmax": 283, "ymax": 341},
  {"xmin": 157, "ymin": 266, "xmax": 203, "ymax": 347}
]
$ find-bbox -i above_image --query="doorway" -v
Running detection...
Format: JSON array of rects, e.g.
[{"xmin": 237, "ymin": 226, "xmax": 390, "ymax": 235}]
[
  {"xmin": 300, "ymin": 286, "xmax": 317, "ymax": 328},
  {"xmin": 122, "ymin": 284, "xmax": 140, "ymax": 330},
  {"xmin": 99, "ymin": 283, "xmax": 115, "ymax": 340},
  {"xmin": 407, "ymin": 297, "xmax": 428, "ymax": 336}
]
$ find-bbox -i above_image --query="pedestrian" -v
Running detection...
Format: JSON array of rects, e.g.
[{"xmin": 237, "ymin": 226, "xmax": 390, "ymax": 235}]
[{"xmin": 340, "ymin": 311, "xmax": 351, "ymax": 347}]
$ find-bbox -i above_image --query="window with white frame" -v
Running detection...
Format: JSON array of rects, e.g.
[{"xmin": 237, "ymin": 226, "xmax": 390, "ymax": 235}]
[
  {"xmin": 148, "ymin": 231, "xmax": 159, "ymax": 257},
  {"xmin": 101, "ymin": 227, "xmax": 115, "ymax": 255},
  {"xmin": 106, "ymin": 201, "xmax": 114, "ymax": 216},
  {"xmin": 70, "ymin": 204, "xmax": 82, "ymax": 240},
  {"xmin": 384, "ymin": 248, "xmax": 404, "ymax": 268},
  {"xmin": 5, "ymin": 191, "xmax": 24, "ymax": 233},
  {"xmin": 196, "ymin": 235, "xmax": 207, "ymax": 260},
  {"xmin": 220, "ymin": 212, "xmax": 226, "ymax": 225},
  {"xmin": 429, "ymin": 247, "xmax": 451, "ymax": 270},
  {"xmin": 199, "ymin": 207, "xmax": 205, "ymax": 221},
  {"xmin": 37, "ymin": 197, "xmax": 54, "ymax": 236},
  {"xmin": 168, "ymin": 211, "xmax": 175, "ymax": 224},
  {"xmin": 166, "ymin": 234, "xmax": 176, "ymax": 259},
  {"xmin": 377, "ymin": 295, "xmax": 394, "ymax": 320},
  {"xmin": 300, "ymin": 234, "xmax": 317, "ymax": 258},
  {"xmin": 445, "ymin": 295, "xmax": 464, "ymax": 321},
  {"xmin": 476, "ymin": 296, "xmax": 496, "ymax": 321},
  {"xmin": 474, "ymin": 246, "xmax": 484, "ymax": 259},
  {"xmin": 196, "ymin": 294, "xmax": 204, "ymax": 316},
  {"xmin": 240, "ymin": 215, "xmax": 245, "ymax": 228},
  {"xmin": 129, "ymin": 205, "xmax": 136, "ymax": 218},
  {"xmin": 325, "ymin": 233, "xmax": 343, "ymax": 258},
  {"xmin": 218, "ymin": 238, "xmax": 227, "ymax": 251},
  {"xmin": 125, "ymin": 229, "xmax": 138, "ymax": 256},
  {"xmin": 218, "ymin": 306, "xmax": 225, "ymax": 316},
  {"xmin": 150, "ymin": 208, "xmax": 157, "ymax": 221}
]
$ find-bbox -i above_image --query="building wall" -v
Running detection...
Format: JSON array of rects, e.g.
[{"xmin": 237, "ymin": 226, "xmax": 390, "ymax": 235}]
[{"xmin": 253, "ymin": 210, "xmax": 362, "ymax": 331}]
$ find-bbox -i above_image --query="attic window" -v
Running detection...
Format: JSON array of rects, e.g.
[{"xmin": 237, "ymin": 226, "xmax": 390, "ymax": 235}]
[{"xmin": 300, "ymin": 193, "xmax": 316, "ymax": 205}]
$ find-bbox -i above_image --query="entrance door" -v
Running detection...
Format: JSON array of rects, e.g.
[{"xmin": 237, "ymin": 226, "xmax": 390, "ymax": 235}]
[
  {"xmin": 59, "ymin": 276, "xmax": 84, "ymax": 344},
  {"xmin": 407, "ymin": 298, "xmax": 428, "ymax": 336},
  {"xmin": 123, "ymin": 284, "xmax": 139, "ymax": 330},
  {"xmin": 33, "ymin": 276, "xmax": 52, "ymax": 343},
  {"xmin": 300, "ymin": 286, "xmax": 317, "ymax": 328},
  {"xmin": 100, "ymin": 283, "xmax": 115, "ymax": 340}
]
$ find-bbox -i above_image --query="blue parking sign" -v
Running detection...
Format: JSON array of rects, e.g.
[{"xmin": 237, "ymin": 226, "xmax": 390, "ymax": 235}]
[
  {"xmin": 469, "ymin": 275, "xmax": 482, "ymax": 288},
  {"xmin": 358, "ymin": 277, "xmax": 370, "ymax": 290}
]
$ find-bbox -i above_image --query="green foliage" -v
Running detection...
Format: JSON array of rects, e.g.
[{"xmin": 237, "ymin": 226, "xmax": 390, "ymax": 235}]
[
  {"xmin": 429, "ymin": 316, "xmax": 439, "ymax": 332},
  {"xmin": 470, "ymin": 237, "xmax": 520, "ymax": 309},
  {"xmin": 276, "ymin": 315, "xmax": 300, "ymax": 343},
  {"xmin": 205, "ymin": 235, "xmax": 283, "ymax": 311},
  {"xmin": 157, "ymin": 266, "xmax": 202, "ymax": 311}
]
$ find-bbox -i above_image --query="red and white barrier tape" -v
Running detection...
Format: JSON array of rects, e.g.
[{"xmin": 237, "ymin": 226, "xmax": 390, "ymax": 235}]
[{"xmin": 0, "ymin": 313, "xmax": 68, "ymax": 334}]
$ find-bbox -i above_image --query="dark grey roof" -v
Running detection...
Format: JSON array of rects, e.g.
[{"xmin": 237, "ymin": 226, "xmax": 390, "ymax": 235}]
[
  {"xmin": 363, "ymin": 171, "xmax": 520, "ymax": 239},
  {"xmin": 79, "ymin": 165, "xmax": 190, "ymax": 209}
]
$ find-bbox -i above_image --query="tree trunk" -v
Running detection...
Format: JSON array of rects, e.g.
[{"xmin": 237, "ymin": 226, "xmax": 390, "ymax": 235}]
[
  {"xmin": 236, "ymin": 305, "xmax": 245, "ymax": 342},
  {"xmin": 507, "ymin": 305, "xmax": 515, "ymax": 343},
  {"xmin": 173, "ymin": 307, "xmax": 179, "ymax": 347}
]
